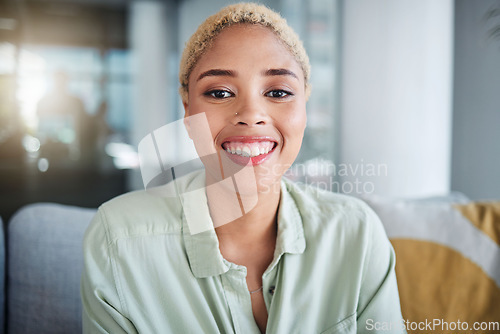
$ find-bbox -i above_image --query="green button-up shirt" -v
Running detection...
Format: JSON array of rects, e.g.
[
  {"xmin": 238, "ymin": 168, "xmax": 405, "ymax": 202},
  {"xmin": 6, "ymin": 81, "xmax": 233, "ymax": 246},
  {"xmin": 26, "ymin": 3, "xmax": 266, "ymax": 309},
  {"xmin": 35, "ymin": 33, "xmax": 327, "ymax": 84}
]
[{"xmin": 81, "ymin": 170, "xmax": 405, "ymax": 333}]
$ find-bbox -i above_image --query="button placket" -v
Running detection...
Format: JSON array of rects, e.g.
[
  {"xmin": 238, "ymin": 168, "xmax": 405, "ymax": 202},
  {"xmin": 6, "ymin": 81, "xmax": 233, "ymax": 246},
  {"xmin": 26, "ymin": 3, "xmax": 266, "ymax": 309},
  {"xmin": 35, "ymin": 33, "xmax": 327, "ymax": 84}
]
[
  {"xmin": 262, "ymin": 267, "xmax": 278, "ymax": 311},
  {"xmin": 221, "ymin": 269, "xmax": 261, "ymax": 334}
]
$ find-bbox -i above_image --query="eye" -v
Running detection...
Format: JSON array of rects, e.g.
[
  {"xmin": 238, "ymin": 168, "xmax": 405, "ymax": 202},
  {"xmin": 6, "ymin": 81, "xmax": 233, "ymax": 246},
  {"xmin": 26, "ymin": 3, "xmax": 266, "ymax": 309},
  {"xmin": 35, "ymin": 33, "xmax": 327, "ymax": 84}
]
[
  {"xmin": 265, "ymin": 89, "xmax": 293, "ymax": 98},
  {"xmin": 204, "ymin": 89, "xmax": 233, "ymax": 99}
]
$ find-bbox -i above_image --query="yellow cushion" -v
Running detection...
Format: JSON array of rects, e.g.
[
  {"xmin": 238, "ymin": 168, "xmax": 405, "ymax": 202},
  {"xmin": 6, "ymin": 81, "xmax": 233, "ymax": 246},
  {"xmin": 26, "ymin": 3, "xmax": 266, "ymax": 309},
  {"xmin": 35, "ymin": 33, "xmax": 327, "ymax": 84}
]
[{"xmin": 364, "ymin": 198, "xmax": 500, "ymax": 333}]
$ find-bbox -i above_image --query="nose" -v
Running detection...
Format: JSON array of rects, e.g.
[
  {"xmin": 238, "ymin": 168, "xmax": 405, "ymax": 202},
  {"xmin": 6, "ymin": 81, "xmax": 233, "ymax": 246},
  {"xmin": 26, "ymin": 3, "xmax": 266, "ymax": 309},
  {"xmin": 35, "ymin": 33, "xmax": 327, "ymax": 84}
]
[{"xmin": 233, "ymin": 96, "xmax": 268, "ymax": 126}]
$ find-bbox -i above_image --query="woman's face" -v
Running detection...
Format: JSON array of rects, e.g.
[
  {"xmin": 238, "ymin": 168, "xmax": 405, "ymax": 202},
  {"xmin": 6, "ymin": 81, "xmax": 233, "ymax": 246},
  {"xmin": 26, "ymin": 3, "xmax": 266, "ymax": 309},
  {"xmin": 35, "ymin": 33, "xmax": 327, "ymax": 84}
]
[{"xmin": 184, "ymin": 24, "xmax": 307, "ymax": 193}]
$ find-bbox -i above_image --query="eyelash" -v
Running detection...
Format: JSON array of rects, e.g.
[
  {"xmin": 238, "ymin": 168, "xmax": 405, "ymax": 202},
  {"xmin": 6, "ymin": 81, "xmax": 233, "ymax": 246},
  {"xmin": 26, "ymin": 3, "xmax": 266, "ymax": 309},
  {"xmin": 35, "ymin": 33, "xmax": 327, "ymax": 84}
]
[
  {"xmin": 204, "ymin": 90, "xmax": 234, "ymax": 99},
  {"xmin": 265, "ymin": 89, "xmax": 293, "ymax": 98},
  {"xmin": 203, "ymin": 89, "xmax": 294, "ymax": 99}
]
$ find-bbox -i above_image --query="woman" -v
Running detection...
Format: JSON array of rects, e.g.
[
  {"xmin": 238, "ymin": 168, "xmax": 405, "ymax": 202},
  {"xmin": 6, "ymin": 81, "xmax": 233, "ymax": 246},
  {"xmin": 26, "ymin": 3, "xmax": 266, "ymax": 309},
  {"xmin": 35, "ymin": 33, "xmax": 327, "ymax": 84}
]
[{"xmin": 81, "ymin": 3, "xmax": 405, "ymax": 333}]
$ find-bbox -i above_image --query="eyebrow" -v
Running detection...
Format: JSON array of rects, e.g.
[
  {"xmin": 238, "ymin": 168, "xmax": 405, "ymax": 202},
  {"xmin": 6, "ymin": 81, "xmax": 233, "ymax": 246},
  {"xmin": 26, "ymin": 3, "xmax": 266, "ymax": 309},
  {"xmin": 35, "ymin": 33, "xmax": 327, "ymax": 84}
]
[
  {"xmin": 197, "ymin": 69, "xmax": 236, "ymax": 81},
  {"xmin": 263, "ymin": 68, "xmax": 298, "ymax": 80},
  {"xmin": 196, "ymin": 68, "xmax": 299, "ymax": 82}
]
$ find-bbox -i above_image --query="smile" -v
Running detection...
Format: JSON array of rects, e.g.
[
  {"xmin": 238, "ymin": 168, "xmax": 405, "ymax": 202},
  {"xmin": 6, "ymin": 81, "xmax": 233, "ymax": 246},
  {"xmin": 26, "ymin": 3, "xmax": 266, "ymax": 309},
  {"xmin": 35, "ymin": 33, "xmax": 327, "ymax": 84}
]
[
  {"xmin": 220, "ymin": 137, "xmax": 278, "ymax": 166},
  {"xmin": 222, "ymin": 141, "xmax": 275, "ymax": 158}
]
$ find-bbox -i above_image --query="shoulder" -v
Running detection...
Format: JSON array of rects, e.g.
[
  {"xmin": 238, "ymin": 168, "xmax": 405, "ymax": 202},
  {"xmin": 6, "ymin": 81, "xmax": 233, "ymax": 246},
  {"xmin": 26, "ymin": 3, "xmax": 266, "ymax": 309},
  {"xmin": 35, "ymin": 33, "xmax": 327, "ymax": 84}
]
[
  {"xmin": 86, "ymin": 170, "xmax": 204, "ymax": 243},
  {"xmin": 282, "ymin": 178, "xmax": 387, "ymax": 249},
  {"xmin": 283, "ymin": 177, "xmax": 379, "ymax": 226}
]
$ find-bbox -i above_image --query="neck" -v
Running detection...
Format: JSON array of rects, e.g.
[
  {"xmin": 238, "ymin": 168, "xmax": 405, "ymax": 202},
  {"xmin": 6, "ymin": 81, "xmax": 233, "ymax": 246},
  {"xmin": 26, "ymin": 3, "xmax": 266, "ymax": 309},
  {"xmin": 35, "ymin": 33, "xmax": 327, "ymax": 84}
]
[
  {"xmin": 215, "ymin": 191, "xmax": 280, "ymax": 246},
  {"xmin": 205, "ymin": 172, "xmax": 281, "ymax": 249}
]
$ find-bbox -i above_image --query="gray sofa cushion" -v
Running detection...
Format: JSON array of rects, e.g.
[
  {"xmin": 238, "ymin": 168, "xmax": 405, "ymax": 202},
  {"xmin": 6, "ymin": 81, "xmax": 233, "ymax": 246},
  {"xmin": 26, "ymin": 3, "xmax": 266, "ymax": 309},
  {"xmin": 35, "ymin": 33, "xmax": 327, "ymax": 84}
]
[
  {"xmin": 0, "ymin": 215, "xmax": 4, "ymax": 334},
  {"xmin": 7, "ymin": 203, "xmax": 96, "ymax": 334}
]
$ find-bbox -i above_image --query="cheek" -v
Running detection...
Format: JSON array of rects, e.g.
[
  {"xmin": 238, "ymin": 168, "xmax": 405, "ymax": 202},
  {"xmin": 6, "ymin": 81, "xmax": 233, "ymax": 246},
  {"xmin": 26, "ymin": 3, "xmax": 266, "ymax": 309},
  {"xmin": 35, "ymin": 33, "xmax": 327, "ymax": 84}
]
[
  {"xmin": 274, "ymin": 105, "xmax": 306, "ymax": 170},
  {"xmin": 190, "ymin": 102, "xmax": 225, "ymax": 141},
  {"xmin": 283, "ymin": 106, "xmax": 307, "ymax": 140},
  {"xmin": 206, "ymin": 116, "xmax": 224, "ymax": 140},
  {"xmin": 296, "ymin": 111, "xmax": 307, "ymax": 133}
]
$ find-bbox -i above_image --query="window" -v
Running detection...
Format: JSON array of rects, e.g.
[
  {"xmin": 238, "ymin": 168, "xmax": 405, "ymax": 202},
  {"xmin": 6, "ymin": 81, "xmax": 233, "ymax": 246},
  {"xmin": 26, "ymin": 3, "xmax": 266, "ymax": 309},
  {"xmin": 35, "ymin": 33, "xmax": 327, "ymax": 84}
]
[{"xmin": 280, "ymin": 0, "xmax": 340, "ymax": 189}]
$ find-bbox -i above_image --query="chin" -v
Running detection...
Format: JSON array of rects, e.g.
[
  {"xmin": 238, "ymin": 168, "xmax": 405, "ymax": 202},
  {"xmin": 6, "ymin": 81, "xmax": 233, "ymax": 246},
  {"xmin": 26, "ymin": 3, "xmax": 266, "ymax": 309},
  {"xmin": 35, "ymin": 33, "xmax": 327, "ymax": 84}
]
[{"xmin": 253, "ymin": 168, "xmax": 284, "ymax": 195}]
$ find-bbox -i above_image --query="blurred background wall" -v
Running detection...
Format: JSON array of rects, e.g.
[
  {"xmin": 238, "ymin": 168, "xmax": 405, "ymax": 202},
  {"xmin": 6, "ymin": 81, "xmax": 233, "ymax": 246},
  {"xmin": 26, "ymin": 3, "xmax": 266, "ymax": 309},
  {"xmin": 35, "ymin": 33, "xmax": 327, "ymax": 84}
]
[
  {"xmin": 452, "ymin": 0, "xmax": 500, "ymax": 200},
  {"xmin": 340, "ymin": 0, "xmax": 454, "ymax": 197},
  {"xmin": 0, "ymin": 0, "xmax": 499, "ymax": 222}
]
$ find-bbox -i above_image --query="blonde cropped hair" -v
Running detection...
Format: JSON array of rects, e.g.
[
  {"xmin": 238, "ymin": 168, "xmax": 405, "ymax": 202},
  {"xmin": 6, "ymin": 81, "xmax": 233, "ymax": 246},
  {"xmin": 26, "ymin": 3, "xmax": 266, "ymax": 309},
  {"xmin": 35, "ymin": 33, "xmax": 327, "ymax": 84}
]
[{"xmin": 179, "ymin": 2, "xmax": 311, "ymax": 103}]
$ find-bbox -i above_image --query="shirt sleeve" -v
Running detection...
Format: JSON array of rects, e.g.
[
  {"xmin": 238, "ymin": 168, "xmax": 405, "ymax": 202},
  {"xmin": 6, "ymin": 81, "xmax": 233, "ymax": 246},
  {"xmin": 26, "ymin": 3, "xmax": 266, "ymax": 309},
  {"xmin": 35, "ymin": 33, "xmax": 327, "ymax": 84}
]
[
  {"xmin": 80, "ymin": 208, "xmax": 138, "ymax": 334},
  {"xmin": 356, "ymin": 206, "xmax": 407, "ymax": 334}
]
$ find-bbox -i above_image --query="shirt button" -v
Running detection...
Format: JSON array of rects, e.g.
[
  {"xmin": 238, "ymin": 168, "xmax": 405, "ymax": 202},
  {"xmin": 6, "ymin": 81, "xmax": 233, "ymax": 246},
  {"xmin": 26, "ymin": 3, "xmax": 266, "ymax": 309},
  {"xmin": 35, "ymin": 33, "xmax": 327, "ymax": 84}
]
[{"xmin": 268, "ymin": 286, "xmax": 275, "ymax": 295}]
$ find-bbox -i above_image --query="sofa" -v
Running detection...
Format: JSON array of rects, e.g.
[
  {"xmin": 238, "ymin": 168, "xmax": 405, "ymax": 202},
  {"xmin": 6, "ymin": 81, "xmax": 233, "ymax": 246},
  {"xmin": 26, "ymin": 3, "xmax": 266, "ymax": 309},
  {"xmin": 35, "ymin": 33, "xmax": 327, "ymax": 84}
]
[
  {"xmin": 0, "ymin": 194, "xmax": 499, "ymax": 334},
  {"xmin": 3, "ymin": 203, "xmax": 95, "ymax": 334},
  {"xmin": 361, "ymin": 194, "xmax": 500, "ymax": 332}
]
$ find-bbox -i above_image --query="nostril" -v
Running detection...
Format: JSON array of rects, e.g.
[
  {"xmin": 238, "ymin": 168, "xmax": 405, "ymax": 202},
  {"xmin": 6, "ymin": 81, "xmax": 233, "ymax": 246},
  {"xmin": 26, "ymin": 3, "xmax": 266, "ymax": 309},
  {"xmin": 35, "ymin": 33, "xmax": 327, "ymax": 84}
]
[{"xmin": 237, "ymin": 120, "xmax": 265, "ymax": 126}]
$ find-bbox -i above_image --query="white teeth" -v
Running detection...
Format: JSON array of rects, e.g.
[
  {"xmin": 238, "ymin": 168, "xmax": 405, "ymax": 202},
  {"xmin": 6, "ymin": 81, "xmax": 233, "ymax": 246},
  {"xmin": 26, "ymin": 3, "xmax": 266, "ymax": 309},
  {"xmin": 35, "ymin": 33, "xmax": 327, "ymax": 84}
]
[
  {"xmin": 251, "ymin": 146, "xmax": 260, "ymax": 157},
  {"xmin": 224, "ymin": 141, "xmax": 274, "ymax": 158},
  {"xmin": 242, "ymin": 146, "xmax": 251, "ymax": 157}
]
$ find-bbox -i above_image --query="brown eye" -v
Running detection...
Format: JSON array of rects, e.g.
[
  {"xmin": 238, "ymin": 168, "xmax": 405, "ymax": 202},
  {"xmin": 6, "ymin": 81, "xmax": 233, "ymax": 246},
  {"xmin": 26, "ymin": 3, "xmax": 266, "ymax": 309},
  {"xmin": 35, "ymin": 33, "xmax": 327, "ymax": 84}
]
[
  {"xmin": 265, "ymin": 90, "xmax": 292, "ymax": 98},
  {"xmin": 205, "ymin": 90, "xmax": 233, "ymax": 99}
]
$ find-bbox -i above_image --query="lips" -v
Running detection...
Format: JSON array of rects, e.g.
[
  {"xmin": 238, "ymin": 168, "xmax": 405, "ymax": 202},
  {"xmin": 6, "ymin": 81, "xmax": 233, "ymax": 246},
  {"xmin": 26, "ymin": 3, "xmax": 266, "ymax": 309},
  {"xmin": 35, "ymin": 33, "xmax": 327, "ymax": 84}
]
[{"xmin": 220, "ymin": 136, "xmax": 278, "ymax": 166}]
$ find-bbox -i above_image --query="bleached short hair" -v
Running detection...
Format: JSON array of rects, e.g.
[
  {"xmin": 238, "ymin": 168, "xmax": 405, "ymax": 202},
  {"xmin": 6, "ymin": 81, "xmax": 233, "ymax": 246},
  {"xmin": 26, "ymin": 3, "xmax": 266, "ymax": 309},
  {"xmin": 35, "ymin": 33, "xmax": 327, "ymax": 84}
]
[{"xmin": 178, "ymin": 2, "xmax": 311, "ymax": 104}]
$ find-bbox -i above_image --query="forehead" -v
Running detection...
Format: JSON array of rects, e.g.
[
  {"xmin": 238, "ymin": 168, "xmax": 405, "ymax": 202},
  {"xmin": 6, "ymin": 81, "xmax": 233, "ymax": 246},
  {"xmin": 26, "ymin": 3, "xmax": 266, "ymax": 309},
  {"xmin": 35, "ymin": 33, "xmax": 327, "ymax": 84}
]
[
  {"xmin": 190, "ymin": 24, "xmax": 303, "ymax": 78},
  {"xmin": 210, "ymin": 24, "xmax": 280, "ymax": 47}
]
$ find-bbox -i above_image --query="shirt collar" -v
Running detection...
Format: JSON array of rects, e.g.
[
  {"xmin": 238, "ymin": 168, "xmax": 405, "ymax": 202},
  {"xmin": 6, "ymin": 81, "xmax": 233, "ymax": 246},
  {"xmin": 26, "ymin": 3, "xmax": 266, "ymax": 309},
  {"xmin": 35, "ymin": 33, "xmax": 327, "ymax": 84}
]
[
  {"xmin": 275, "ymin": 178, "xmax": 306, "ymax": 256},
  {"xmin": 182, "ymin": 172, "xmax": 306, "ymax": 278}
]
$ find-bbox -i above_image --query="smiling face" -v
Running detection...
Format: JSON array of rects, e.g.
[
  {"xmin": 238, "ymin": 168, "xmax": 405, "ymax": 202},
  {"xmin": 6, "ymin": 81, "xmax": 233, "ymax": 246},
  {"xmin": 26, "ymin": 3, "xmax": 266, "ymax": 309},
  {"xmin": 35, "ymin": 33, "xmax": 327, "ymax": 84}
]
[{"xmin": 184, "ymin": 24, "xmax": 307, "ymax": 193}]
